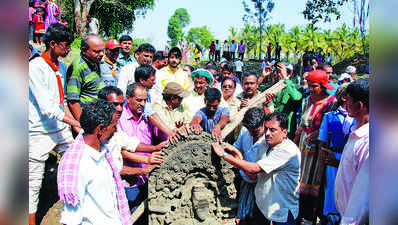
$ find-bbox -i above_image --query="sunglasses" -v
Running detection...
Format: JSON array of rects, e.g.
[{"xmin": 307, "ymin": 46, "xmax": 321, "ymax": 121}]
[{"xmin": 222, "ymin": 85, "xmax": 234, "ymax": 89}]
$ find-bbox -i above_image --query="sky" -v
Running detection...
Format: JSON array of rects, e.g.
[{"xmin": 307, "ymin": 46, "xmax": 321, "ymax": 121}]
[{"xmin": 131, "ymin": 0, "xmax": 354, "ymax": 50}]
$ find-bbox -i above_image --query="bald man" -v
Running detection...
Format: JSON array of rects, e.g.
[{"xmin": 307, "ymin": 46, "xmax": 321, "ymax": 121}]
[{"xmin": 66, "ymin": 34, "xmax": 105, "ymax": 131}]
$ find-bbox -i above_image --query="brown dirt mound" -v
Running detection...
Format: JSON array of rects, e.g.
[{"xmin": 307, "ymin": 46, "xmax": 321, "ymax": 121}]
[{"xmin": 332, "ymin": 53, "xmax": 369, "ymax": 75}]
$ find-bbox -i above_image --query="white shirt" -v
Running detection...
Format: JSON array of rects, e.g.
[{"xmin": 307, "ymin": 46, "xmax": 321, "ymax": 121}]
[
  {"xmin": 235, "ymin": 60, "xmax": 244, "ymax": 72},
  {"xmin": 335, "ymin": 123, "xmax": 369, "ymax": 225},
  {"xmin": 29, "ymin": 57, "xmax": 67, "ymax": 133},
  {"xmin": 117, "ymin": 61, "xmax": 140, "ymax": 94},
  {"xmin": 255, "ymin": 139, "xmax": 301, "ymax": 223},
  {"xmin": 88, "ymin": 18, "xmax": 99, "ymax": 34},
  {"xmin": 60, "ymin": 145, "xmax": 122, "ymax": 225},
  {"xmin": 105, "ymin": 127, "xmax": 140, "ymax": 172},
  {"xmin": 234, "ymin": 127, "xmax": 263, "ymax": 183}
]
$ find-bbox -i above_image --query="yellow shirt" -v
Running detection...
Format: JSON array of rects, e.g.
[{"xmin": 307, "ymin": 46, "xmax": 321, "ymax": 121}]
[
  {"xmin": 152, "ymin": 99, "xmax": 192, "ymax": 129},
  {"xmin": 156, "ymin": 66, "xmax": 190, "ymax": 91},
  {"xmin": 183, "ymin": 90, "xmax": 205, "ymax": 119}
]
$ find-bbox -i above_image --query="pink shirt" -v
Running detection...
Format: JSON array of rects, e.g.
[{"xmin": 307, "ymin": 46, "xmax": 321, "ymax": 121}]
[
  {"xmin": 118, "ymin": 104, "xmax": 166, "ymax": 186},
  {"xmin": 335, "ymin": 123, "xmax": 369, "ymax": 225}
]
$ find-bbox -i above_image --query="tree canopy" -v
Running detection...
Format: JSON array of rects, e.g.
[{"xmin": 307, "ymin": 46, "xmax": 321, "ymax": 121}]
[
  {"xmin": 167, "ymin": 8, "xmax": 191, "ymax": 46},
  {"xmin": 186, "ymin": 26, "xmax": 215, "ymax": 49},
  {"xmin": 302, "ymin": 0, "xmax": 348, "ymax": 25}
]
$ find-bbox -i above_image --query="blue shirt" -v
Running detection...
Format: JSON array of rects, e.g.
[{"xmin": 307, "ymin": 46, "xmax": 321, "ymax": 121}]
[
  {"xmin": 326, "ymin": 82, "xmax": 339, "ymax": 95},
  {"xmin": 234, "ymin": 127, "xmax": 263, "ymax": 183},
  {"xmin": 195, "ymin": 107, "xmax": 229, "ymax": 133},
  {"xmin": 318, "ymin": 106, "xmax": 356, "ymax": 153}
]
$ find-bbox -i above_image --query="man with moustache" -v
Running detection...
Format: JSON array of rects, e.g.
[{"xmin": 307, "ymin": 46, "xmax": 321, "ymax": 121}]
[
  {"xmin": 117, "ymin": 83, "xmax": 168, "ymax": 219},
  {"xmin": 66, "ymin": 34, "xmax": 105, "ymax": 124},
  {"xmin": 100, "ymin": 39, "xmax": 122, "ymax": 87},
  {"xmin": 58, "ymin": 100, "xmax": 131, "ymax": 225},
  {"xmin": 157, "ymin": 47, "xmax": 190, "ymax": 91},
  {"xmin": 212, "ymin": 111, "xmax": 301, "ymax": 225},
  {"xmin": 152, "ymin": 50, "xmax": 167, "ymax": 71},
  {"xmin": 190, "ymin": 88, "xmax": 229, "ymax": 142},
  {"xmin": 184, "ymin": 69, "xmax": 214, "ymax": 118},
  {"xmin": 117, "ymin": 43, "xmax": 156, "ymax": 94},
  {"xmin": 29, "ymin": 23, "xmax": 81, "ymax": 225},
  {"xmin": 117, "ymin": 35, "xmax": 135, "ymax": 67},
  {"xmin": 238, "ymin": 72, "xmax": 274, "ymax": 115}
]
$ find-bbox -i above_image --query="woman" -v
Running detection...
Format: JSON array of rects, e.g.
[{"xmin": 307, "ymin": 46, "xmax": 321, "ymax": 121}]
[
  {"xmin": 183, "ymin": 64, "xmax": 195, "ymax": 90},
  {"xmin": 293, "ymin": 70, "xmax": 336, "ymax": 223},
  {"xmin": 44, "ymin": 0, "xmax": 60, "ymax": 31},
  {"xmin": 194, "ymin": 44, "xmax": 202, "ymax": 62},
  {"xmin": 220, "ymin": 77, "xmax": 241, "ymax": 144}
]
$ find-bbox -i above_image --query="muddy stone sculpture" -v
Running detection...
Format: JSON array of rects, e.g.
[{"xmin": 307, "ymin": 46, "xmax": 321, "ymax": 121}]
[{"xmin": 148, "ymin": 132, "xmax": 239, "ymax": 225}]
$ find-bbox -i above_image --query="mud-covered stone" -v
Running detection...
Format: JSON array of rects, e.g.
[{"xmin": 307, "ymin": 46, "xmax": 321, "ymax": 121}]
[{"xmin": 148, "ymin": 132, "xmax": 239, "ymax": 225}]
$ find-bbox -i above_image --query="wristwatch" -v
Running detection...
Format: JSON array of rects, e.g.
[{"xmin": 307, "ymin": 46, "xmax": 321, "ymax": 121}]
[{"xmin": 222, "ymin": 152, "xmax": 229, "ymax": 159}]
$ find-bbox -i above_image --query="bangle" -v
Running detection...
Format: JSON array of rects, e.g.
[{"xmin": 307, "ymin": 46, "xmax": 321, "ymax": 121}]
[{"xmin": 222, "ymin": 152, "xmax": 229, "ymax": 159}]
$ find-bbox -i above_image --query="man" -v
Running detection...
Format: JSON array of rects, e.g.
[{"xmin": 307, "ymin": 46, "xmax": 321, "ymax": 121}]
[
  {"xmin": 215, "ymin": 40, "xmax": 221, "ymax": 62},
  {"xmin": 117, "ymin": 43, "xmax": 156, "ymax": 94},
  {"xmin": 190, "ymin": 88, "xmax": 229, "ymax": 142},
  {"xmin": 117, "ymin": 35, "xmax": 135, "ymax": 67},
  {"xmin": 152, "ymin": 50, "xmax": 166, "ymax": 71},
  {"xmin": 238, "ymin": 40, "xmax": 246, "ymax": 61},
  {"xmin": 239, "ymin": 72, "xmax": 274, "ymax": 115},
  {"xmin": 100, "ymin": 39, "xmax": 121, "ymax": 87},
  {"xmin": 29, "ymin": 23, "xmax": 80, "ymax": 225},
  {"xmin": 267, "ymin": 43, "xmax": 272, "ymax": 61},
  {"xmin": 219, "ymin": 62, "xmax": 244, "ymax": 97},
  {"xmin": 184, "ymin": 69, "xmax": 214, "ymax": 118},
  {"xmin": 233, "ymin": 108, "xmax": 267, "ymax": 224},
  {"xmin": 209, "ymin": 41, "xmax": 215, "ymax": 61},
  {"xmin": 97, "ymin": 86, "xmax": 165, "ymax": 174},
  {"xmin": 338, "ymin": 73, "xmax": 353, "ymax": 85},
  {"xmin": 157, "ymin": 47, "xmax": 190, "ymax": 91},
  {"xmin": 152, "ymin": 82, "xmax": 191, "ymax": 129},
  {"xmin": 345, "ymin": 65, "xmax": 357, "ymax": 78},
  {"xmin": 235, "ymin": 58, "xmax": 244, "ymax": 81},
  {"xmin": 325, "ymin": 53, "xmax": 333, "ymax": 65},
  {"xmin": 318, "ymin": 63, "xmax": 338, "ymax": 95},
  {"xmin": 66, "ymin": 33, "xmax": 105, "ymax": 123},
  {"xmin": 334, "ymin": 78, "xmax": 369, "ymax": 225},
  {"xmin": 230, "ymin": 40, "xmax": 237, "ymax": 61},
  {"xmin": 58, "ymin": 100, "xmax": 130, "ymax": 225},
  {"xmin": 275, "ymin": 42, "xmax": 282, "ymax": 61},
  {"xmin": 265, "ymin": 62, "xmax": 302, "ymax": 140},
  {"xmin": 117, "ymin": 83, "xmax": 168, "ymax": 218},
  {"xmin": 222, "ymin": 40, "xmax": 230, "ymax": 60},
  {"xmin": 212, "ymin": 111, "xmax": 301, "ymax": 225},
  {"xmin": 86, "ymin": 15, "xmax": 99, "ymax": 35},
  {"xmin": 205, "ymin": 64, "xmax": 219, "ymax": 88}
]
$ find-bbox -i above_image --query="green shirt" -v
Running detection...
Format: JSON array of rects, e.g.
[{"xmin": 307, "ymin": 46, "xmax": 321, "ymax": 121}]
[
  {"xmin": 272, "ymin": 79, "xmax": 302, "ymax": 131},
  {"xmin": 66, "ymin": 54, "xmax": 105, "ymax": 103}
]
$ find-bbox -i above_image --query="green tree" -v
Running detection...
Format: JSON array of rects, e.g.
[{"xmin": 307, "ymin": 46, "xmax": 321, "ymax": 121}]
[
  {"xmin": 302, "ymin": 0, "xmax": 349, "ymax": 25},
  {"xmin": 167, "ymin": 8, "xmax": 191, "ymax": 46},
  {"xmin": 57, "ymin": 0, "xmax": 154, "ymax": 37},
  {"xmin": 90, "ymin": 0, "xmax": 154, "ymax": 38},
  {"xmin": 242, "ymin": 0, "xmax": 275, "ymax": 59},
  {"xmin": 185, "ymin": 26, "xmax": 215, "ymax": 50}
]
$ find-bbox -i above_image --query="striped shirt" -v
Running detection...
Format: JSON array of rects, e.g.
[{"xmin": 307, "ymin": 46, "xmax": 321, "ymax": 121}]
[{"xmin": 66, "ymin": 53, "xmax": 105, "ymax": 104}]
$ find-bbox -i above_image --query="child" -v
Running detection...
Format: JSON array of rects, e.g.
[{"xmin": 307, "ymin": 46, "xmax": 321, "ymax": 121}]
[
  {"xmin": 34, "ymin": 9, "xmax": 45, "ymax": 44},
  {"xmin": 59, "ymin": 14, "xmax": 68, "ymax": 26}
]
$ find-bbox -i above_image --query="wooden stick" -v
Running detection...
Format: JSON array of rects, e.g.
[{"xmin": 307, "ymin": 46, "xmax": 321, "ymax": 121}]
[
  {"xmin": 221, "ymin": 79, "xmax": 286, "ymax": 139},
  {"xmin": 131, "ymin": 199, "xmax": 147, "ymax": 224}
]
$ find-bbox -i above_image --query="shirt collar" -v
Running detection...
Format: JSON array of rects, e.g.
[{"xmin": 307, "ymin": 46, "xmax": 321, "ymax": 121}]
[
  {"xmin": 123, "ymin": 103, "xmax": 144, "ymax": 122},
  {"xmin": 351, "ymin": 123, "xmax": 369, "ymax": 138},
  {"xmin": 80, "ymin": 53, "xmax": 100, "ymax": 72},
  {"xmin": 85, "ymin": 144, "xmax": 107, "ymax": 161}
]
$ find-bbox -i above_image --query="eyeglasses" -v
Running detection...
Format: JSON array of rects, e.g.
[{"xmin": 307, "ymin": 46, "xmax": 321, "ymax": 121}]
[
  {"xmin": 222, "ymin": 85, "xmax": 234, "ymax": 89},
  {"xmin": 57, "ymin": 42, "xmax": 71, "ymax": 50}
]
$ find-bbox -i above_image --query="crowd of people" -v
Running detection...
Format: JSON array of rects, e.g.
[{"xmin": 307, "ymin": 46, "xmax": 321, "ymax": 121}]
[{"xmin": 29, "ymin": 22, "xmax": 369, "ymax": 225}]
